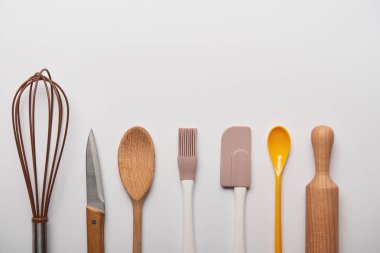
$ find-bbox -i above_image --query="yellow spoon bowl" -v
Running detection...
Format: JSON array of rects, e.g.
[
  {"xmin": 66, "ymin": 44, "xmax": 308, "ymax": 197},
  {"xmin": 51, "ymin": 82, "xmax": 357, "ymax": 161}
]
[
  {"xmin": 268, "ymin": 126, "xmax": 291, "ymax": 176},
  {"xmin": 267, "ymin": 126, "xmax": 291, "ymax": 253}
]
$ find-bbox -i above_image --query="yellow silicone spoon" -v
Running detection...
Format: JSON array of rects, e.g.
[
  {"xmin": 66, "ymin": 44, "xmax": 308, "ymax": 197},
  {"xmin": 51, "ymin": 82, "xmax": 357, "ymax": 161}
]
[{"xmin": 267, "ymin": 126, "xmax": 291, "ymax": 253}]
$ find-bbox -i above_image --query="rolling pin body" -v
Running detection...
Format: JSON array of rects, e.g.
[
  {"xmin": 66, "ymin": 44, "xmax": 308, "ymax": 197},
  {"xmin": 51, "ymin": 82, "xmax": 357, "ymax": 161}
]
[{"xmin": 306, "ymin": 126, "xmax": 338, "ymax": 253}]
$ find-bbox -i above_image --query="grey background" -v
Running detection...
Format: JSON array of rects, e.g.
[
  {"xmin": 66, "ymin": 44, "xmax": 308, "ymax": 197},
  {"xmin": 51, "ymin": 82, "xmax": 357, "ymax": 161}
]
[{"xmin": 1, "ymin": 0, "xmax": 379, "ymax": 252}]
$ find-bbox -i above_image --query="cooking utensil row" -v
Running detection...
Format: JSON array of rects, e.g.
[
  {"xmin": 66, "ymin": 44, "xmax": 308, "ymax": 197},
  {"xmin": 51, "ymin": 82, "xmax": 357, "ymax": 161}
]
[{"xmin": 11, "ymin": 70, "xmax": 339, "ymax": 253}]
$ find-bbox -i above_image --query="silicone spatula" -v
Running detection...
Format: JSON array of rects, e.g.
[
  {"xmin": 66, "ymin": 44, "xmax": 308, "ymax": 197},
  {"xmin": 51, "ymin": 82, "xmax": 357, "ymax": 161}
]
[{"xmin": 221, "ymin": 126, "xmax": 251, "ymax": 253}]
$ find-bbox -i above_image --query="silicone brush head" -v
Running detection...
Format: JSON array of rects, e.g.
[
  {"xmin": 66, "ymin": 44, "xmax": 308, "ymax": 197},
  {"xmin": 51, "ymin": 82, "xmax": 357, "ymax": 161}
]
[
  {"xmin": 220, "ymin": 126, "xmax": 251, "ymax": 188},
  {"xmin": 178, "ymin": 128, "xmax": 197, "ymax": 180}
]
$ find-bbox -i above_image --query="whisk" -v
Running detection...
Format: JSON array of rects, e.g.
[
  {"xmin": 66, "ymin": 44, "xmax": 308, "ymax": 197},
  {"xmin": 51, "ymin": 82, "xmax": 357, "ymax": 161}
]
[{"xmin": 12, "ymin": 69, "xmax": 69, "ymax": 253}]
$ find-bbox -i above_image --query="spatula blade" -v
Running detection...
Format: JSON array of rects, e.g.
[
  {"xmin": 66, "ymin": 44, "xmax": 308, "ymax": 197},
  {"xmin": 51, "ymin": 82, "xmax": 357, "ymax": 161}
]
[{"xmin": 220, "ymin": 126, "xmax": 251, "ymax": 188}]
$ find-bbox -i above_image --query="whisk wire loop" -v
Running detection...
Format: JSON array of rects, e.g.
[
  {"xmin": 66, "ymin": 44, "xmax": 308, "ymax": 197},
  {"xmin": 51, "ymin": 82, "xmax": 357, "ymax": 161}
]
[{"xmin": 12, "ymin": 69, "xmax": 69, "ymax": 221}]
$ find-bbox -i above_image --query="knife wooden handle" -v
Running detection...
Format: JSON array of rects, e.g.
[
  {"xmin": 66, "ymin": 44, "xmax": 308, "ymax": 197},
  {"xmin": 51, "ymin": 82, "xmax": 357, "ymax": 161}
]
[
  {"xmin": 306, "ymin": 126, "xmax": 338, "ymax": 253},
  {"xmin": 87, "ymin": 206, "xmax": 105, "ymax": 253}
]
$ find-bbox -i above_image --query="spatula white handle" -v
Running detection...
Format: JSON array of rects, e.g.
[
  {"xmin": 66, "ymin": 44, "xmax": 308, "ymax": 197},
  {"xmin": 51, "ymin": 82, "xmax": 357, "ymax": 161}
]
[
  {"xmin": 182, "ymin": 180, "xmax": 195, "ymax": 253},
  {"xmin": 234, "ymin": 187, "xmax": 247, "ymax": 253}
]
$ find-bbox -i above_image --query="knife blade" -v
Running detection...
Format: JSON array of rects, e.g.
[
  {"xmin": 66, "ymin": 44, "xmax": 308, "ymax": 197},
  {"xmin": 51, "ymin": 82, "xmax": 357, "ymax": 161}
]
[{"xmin": 86, "ymin": 130, "xmax": 105, "ymax": 253}]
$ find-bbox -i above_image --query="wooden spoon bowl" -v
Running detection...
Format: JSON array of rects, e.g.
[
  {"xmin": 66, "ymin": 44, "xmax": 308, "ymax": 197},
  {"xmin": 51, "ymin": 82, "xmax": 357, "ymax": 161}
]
[{"xmin": 118, "ymin": 126, "xmax": 155, "ymax": 253}]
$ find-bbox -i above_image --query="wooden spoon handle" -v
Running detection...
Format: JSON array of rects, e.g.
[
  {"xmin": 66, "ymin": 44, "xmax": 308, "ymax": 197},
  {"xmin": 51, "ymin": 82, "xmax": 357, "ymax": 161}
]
[
  {"xmin": 133, "ymin": 201, "xmax": 143, "ymax": 253},
  {"xmin": 311, "ymin": 126, "xmax": 334, "ymax": 174}
]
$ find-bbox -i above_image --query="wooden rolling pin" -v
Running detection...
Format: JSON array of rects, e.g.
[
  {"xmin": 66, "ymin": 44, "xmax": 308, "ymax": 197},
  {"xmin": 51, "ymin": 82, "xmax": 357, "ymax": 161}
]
[{"xmin": 306, "ymin": 126, "xmax": 338, "ymax": 253}]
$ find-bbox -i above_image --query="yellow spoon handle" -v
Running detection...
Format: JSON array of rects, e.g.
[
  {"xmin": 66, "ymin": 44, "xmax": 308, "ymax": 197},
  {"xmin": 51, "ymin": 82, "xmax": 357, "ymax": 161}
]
[{"xmin": 275, "ymin": 176, "xmax": 282, "ymax": 253}]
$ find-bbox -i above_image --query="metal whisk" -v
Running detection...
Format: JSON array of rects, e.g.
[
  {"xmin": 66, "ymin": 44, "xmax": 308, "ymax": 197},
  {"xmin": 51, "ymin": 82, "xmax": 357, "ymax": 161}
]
[{"xmin": 12, "ymin": 69, "xmax": 69, "ymax": 253}]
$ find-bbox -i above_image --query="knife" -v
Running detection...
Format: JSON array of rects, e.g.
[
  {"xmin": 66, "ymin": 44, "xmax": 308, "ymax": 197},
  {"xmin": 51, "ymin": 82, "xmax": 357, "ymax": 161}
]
[{"xmin": 86, "ymin": 130, "xmax": 105, "ymax": 253}]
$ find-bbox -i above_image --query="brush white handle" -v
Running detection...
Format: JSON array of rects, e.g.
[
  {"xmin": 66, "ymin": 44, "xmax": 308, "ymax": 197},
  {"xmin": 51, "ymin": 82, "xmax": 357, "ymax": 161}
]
[
  {"xmin": 234, "ymin": 187, "xmax": 247, "ymax": 253},
  {"xmin": 182, "ymin": 180, "xmax": 195, "ymax": 253}
]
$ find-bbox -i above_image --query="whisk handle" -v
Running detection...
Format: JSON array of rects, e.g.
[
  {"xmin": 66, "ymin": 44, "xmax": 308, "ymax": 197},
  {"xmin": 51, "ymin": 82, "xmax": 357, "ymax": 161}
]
[{"xmin": 33, "ymin": 222, "xmax": 47, "ymax": 253}]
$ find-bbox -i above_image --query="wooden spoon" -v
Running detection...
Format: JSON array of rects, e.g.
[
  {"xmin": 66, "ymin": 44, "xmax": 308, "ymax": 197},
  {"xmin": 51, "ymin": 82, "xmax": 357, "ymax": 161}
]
[{"xmin": 118, "ymin": 126, "xmax": 155, "ymax": 253}]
